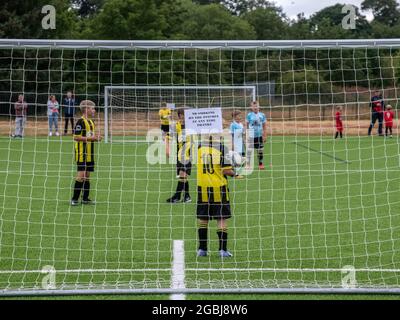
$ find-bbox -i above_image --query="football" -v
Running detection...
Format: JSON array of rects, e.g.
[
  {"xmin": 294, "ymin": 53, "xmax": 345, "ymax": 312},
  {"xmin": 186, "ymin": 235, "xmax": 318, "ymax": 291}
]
[{"xmin": 228, "ymin": 150, "xmax": 245, "ymax": 167}]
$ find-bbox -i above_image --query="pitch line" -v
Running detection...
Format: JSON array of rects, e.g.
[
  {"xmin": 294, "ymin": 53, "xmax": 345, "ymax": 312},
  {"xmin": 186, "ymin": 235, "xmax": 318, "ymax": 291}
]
[
  {"xmin": 1, "ymin": 268, "xmax": 399, "ymax": 274},
  {"xmin": 293, "ymin": 142, "xmax": 351, "ymax": 164},
  {"xmin": 170, "ymin": 240, "xmax": 186, "ymax": 300}
]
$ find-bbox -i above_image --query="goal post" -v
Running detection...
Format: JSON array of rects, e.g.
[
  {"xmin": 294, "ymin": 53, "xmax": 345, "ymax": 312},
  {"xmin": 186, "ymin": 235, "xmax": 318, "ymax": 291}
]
[
  {"xmin": 103, "ymin": 85, "xmax": 257, "ymax": 143},
  {"xmin": 1, "ymin": 39, "xmax": 400, "ymax": 296}
]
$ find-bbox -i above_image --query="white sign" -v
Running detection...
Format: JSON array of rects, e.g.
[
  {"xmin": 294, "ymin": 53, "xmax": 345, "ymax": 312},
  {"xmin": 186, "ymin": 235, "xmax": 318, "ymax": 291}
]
[
  {"xmin": 167, "ymin": 103, "xmax": 176, "ymax": 110},
  {"xmin": 184, "ymin": 108, "xmax": 223, "ymax": 135}
]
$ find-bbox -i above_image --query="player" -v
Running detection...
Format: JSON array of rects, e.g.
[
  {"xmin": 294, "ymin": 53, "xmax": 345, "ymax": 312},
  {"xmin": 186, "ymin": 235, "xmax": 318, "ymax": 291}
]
[
  {"xmin": 384, "ymin": 105, "xmax": 394, "ymax": 138},
  {"xmin": 159, "ymin": 102, "xmax": 172, "ymax": 158},
  {"xmin": 246, "ymin": 101, "xmax": 267, "ymax": 170},
  {"xmin": 368, "ymin": 90, "xmax": 385, "ymax": 136},
  {"xmin": 335, "ymin": 106, "xmax": 344, "ymax": 139},
  {"xmin": 229, "ymin": 110, "xmax": 245, "ymax": 178},
  {"xmin": 197, "ymin": 136, "xmax": 235, "ymax": 258},
  {"xmin": 166, "ymin": 108, "xmax": 192, "ymax": 203},
  {"xmin": 71, "ymin": 100, "xmax": 102, "ymax": 206}
]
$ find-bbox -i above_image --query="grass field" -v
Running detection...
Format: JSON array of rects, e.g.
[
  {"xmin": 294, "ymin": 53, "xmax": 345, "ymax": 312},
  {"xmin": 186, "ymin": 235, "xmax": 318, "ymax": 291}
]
[{"xmin": 1, "ymin": 135, "xmax": 400, "ymax": 299}]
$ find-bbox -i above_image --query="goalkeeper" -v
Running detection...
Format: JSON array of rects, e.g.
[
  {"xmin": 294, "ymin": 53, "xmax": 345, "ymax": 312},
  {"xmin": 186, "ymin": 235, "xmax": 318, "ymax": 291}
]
[
  {"xmin": 70, "ymin": 100, "xmax": 102, "ymax": 206},
  {"xmin": 197, "ymin": 136, "xmax": 235, "ymax": 258}
]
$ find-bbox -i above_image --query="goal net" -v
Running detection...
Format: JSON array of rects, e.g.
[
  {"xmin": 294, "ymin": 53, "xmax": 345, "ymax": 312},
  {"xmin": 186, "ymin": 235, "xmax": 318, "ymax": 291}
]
[{"xmin": 0, "ymin": 39, "xmax": 400, "ymax": 296}]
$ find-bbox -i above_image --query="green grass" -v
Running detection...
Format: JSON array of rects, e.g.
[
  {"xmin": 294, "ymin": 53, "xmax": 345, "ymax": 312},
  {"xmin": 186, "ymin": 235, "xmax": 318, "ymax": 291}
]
[{"xmin": 0, "ymin": 135, "xmax": 400, "ymax": 299}]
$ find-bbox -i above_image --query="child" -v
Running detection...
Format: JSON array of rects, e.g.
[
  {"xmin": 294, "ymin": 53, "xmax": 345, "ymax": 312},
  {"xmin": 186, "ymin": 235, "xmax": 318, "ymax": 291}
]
[
  {"xmin": 335, "ymin": 106, "xmax": 343, "ymax": 139},
  {"xmin": 166, "ymin": 108, "xmax": 191, "ymax": 203},
  {"xmin": 159, "ymin": 102, "xmax": 172, "ymax": 157},
  {"xmin": 196, "ymin": 135, "xmax": 235, "ymax": 257},
  {"xmin": 384, "ymin": 105, "xmax": 394, "ymax": 138},
  {"xmin": 229, "ymin": 111, "xmax": 245, "ymax": 179},
  {"xmin": 71, "ymin": 100, "xmax": 102, "ymax": 206}
]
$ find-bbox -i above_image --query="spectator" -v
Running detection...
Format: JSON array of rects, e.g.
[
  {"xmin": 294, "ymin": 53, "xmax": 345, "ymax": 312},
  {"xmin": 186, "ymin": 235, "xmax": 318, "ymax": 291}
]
[
  {"xmin": 48, "ymin": 95, "xmax": 60, "ymax": 136},
  {"xmin": 12, "ymin": 94, "xmax": 28, "ymax": 138},
  {"xmin": 63, "ymin": 91, "xmax": 76, "ymax": 135}
]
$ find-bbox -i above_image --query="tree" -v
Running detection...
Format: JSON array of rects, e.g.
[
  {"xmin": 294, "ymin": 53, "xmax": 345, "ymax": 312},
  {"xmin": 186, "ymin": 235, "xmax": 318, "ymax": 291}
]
[
  {"xmin": 287, "ymin": 13, "xmax": 312, "ymax": 40},
  {"xmin": 241, "ymin": 6, "xmax": 289, "ymax": 40},
  {"xmin": 70, "ymin": 0, "xmax": 105, "ymax": 17},
  {"xmin": 180, "ymin": 4, "xmax": 256, "ymax": 39},
  {"xmin": 222, "ymin": 0, "xmax": 275, "ymax": 16},
  {"xmin": 0, "ymin": 0, "xmax": 78, "ymax": 39},
  {"xmin": 369, "ymin": 20, "xmax": 400, "ymax": 38},
  {"xmin": 361, "ymin": 0, "xmax": 400, "ymax": 26},
  {"xmin": 310, "ymin": 3, "xmax": 371, "ymax": 39},
  {"xmin": 310, "ymin": 4, "xmax": 371, "ymax": 38},
  {"xmin": 87, "ymin": 0, "xmax": 165, "ymax": 39},
  {"xmin": 193, "ymin": 0, "xmax": 221, "ymax": 4}
]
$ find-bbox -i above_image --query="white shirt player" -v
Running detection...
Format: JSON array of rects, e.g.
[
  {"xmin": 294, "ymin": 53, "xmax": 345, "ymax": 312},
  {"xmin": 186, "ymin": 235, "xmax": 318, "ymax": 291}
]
[{"xmin": 230, "ymin": 120, "xmax": 244, "ymax": 155}]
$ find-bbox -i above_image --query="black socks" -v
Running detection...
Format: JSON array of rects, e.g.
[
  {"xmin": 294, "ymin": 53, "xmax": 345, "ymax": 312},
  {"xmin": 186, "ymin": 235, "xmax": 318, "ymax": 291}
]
[
  {"xmin": 83, "ymin": 180, "xmax": 90, "ymax": 200},
  {"xmin": 217, "ymin": 228, "xmax": 228, "ymax": 251},
  {"xmin": 72, "ymin": 180, "xmax": 84, "ymax": 201}
]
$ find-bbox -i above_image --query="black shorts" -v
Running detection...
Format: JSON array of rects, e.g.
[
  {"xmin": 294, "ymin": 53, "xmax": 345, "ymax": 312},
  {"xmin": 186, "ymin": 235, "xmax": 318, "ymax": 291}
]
[
  {"xmin": 253, "ymin": 137, "xmax": 264, "ymax": 150},
  {"xmin": 77, "ymin": 162, "xmax": 95, "ymax": 172},
  {"xmin": 197, "ymin": 202, "xmax": 232, "ymax": 220},
  {"xmin": 161, "ymin": 124, "xmax": 170, "ymax": 133},
  {"xmin": 177, "ymin": 161, "xmax": 191, "ymax": 175}
]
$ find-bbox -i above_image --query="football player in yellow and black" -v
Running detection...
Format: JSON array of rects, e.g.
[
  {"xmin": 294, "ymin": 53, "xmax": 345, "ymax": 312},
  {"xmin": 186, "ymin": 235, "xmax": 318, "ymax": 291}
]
[
  {"xmin": 159, "ymin": 102, "xmax": 171, "ymax": 158},
  {"xmin": 70, "ymin": 100, "xmax": 102, "ymax": 206},
  {"xmin": 197, "ymin": 136, "xmax": 235, "ymax": 258},
  {"xmin": 166, "ymin": 108, "xmax": 192, "ymax": 203}
]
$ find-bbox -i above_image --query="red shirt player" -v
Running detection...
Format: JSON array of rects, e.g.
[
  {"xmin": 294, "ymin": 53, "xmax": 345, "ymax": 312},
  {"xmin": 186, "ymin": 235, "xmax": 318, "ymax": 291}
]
[
  {"xmin": 335, "ymin": 106, "xmax": 343, "ymax": 139},
  {"xmin": 384, "ymin": 105, "xmax": 394, "ymax": 137}
]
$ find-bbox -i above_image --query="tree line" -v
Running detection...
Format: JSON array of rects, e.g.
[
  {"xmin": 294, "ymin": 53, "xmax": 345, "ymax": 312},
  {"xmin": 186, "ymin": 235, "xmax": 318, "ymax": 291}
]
[{"xmin": 2, "ymin": 0, "xmax": 400, "ymax": 40}]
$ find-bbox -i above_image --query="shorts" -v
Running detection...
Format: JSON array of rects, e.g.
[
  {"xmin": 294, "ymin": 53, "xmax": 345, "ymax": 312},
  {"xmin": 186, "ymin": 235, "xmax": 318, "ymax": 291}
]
[
  {"xmin": 336, "ymin": 127, "xmax": 343, "ymax": 132},
  {"xmin": 161, "ymin": 124, "xmax": 170, "ymax": 134},
  {"xmin": 197, "ymin": 202, "xmax": 232, "ymax": 220},
  {"xmin": 77, "ymin": 162, "xmax": 95, "ymax": 172},
  {"xmin": 252, "ymin": 137, "xmax": 264, "ymax": 150},
  {"xmin": 177, "ymin": 161, "xmax": 192, "ymax": 176},
  {"xmin": 385, "ymin": 123, "xmax": 393, "ymax": 128}
]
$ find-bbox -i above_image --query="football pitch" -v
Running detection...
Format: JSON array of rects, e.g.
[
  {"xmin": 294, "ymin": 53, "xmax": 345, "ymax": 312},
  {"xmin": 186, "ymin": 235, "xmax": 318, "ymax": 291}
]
[{"xmin": 1, "ymin": 135, "xmax": 400, "ymax": 299}]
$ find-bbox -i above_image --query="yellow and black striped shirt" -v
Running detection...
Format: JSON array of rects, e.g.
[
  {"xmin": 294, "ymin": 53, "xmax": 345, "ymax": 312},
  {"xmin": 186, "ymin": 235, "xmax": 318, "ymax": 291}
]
[
  {"xmin": 176, "ymin": 121, "xmax": 192, "ymax": 163},
  {"xmin": 197, "ymin": 142, "xmax": 232, "ymax": 203},
  {"xmin": 74, "ymin": 117, "xmax": 96, "ymax": 164},
  {"xmin": 159, "ymin": 108, "xmax": 171, "ymax": 126}
]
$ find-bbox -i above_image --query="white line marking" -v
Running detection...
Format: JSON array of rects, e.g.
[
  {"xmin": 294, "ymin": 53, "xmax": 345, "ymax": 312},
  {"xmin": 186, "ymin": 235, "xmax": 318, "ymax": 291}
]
[
  {"xmin": 0, "ymin": 267, "xmax": 399, "ymax": 275},
  {"xmin": 188, "ymin": 268, "xmax": 400, "ymax": 273},
  {"xmin": 170, "ymin": 240, "xmax": 186, "ymax": 300}
]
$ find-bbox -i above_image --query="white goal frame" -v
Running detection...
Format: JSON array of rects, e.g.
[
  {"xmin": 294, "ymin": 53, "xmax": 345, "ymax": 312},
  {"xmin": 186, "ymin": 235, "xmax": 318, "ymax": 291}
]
[
  {"xmin": 103, "ymin": 85, "xmax": 257, "ymax": 143},
  {"xmin": 1, "ymin": 39, "xmax": 400, "ymax": 296}
]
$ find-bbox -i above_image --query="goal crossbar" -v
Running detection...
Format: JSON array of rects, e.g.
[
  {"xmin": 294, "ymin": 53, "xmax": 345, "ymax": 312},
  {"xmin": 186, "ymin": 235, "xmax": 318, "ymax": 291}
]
[{"xmin": 2, "ymin": 38, "xmax": 400, "ymax": 50}]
